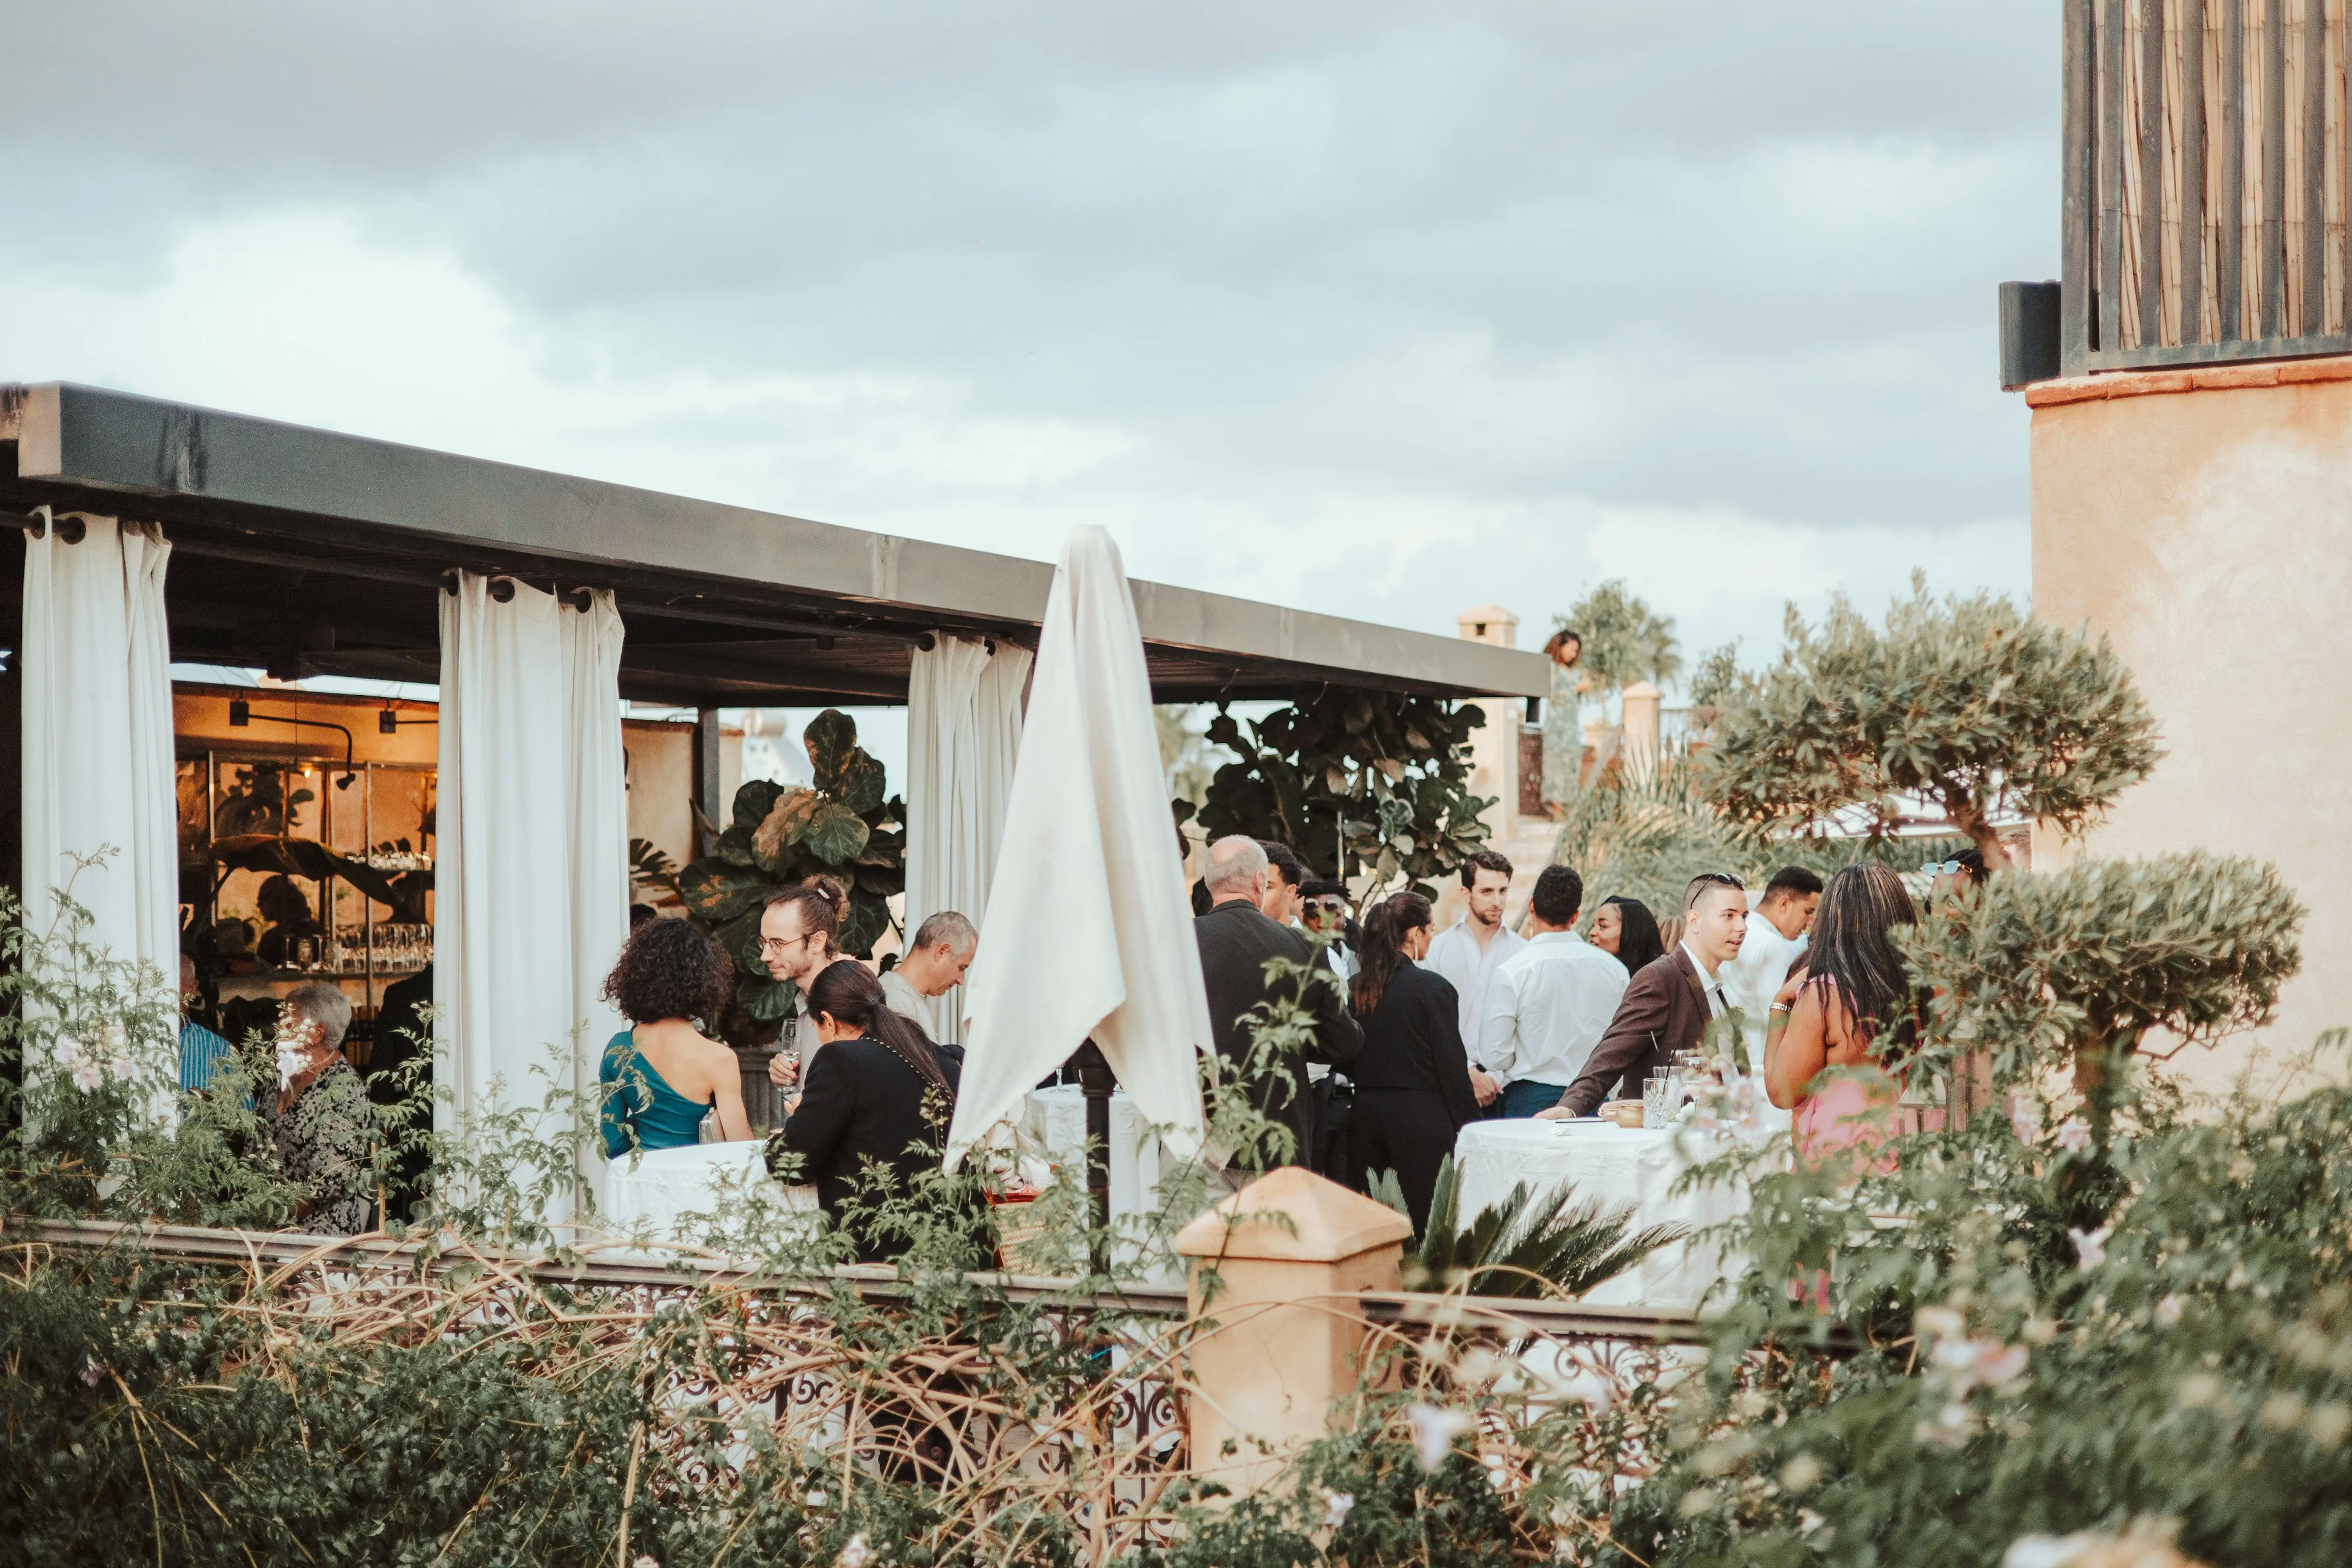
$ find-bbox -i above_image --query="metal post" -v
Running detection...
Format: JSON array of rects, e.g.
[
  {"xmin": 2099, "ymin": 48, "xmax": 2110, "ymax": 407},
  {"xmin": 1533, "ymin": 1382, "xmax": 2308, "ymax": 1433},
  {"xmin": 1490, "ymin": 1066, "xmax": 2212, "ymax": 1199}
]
[
  {"xmin": 692, "ymin": 706, "xmax": 723, "ymax": 857},
  {"xmin": 1071, "ymin": 1038, "xmax": 1115, "ymax": 1274}
]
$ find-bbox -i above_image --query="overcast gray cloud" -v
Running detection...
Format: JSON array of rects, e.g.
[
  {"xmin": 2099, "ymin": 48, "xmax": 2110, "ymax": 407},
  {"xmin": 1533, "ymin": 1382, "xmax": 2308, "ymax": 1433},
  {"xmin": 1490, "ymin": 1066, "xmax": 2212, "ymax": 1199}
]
[{"xmin": 0, "ymin": 2, "xmax": 2057, "ymax": 684}]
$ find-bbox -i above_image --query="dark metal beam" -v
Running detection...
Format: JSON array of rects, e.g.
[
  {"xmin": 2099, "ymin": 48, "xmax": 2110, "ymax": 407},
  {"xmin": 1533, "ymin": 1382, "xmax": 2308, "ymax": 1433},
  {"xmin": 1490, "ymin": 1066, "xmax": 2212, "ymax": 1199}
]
[{"xmin": 4, "ymin": 383, "xmax": 1549, "ymax": 701}]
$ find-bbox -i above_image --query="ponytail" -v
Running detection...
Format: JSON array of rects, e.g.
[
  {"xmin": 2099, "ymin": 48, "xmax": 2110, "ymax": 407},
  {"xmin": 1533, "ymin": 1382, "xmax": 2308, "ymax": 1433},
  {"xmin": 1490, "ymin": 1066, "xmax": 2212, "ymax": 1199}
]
[
  {"xmin": 1352, "ymin": 892, "xmax": 1433, "ymax": 1017},
  {"xmin": 804, "ymin": 959, "xmax": 955, "ymax": 1115}
]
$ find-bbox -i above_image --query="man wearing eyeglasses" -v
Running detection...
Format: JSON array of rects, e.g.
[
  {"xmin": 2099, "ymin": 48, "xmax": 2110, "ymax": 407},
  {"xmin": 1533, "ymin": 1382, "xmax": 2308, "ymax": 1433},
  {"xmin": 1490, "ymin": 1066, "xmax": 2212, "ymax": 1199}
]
[{"xmin": 1545, "ymin": 871, "xmax": 1748, "ymax": 1119}]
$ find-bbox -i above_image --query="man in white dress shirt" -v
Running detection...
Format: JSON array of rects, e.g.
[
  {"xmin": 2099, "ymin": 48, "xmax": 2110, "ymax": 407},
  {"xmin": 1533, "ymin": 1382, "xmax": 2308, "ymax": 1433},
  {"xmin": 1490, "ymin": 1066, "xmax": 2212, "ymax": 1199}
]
[
  {"xmin": 1423, "ymin": 849, "xmax": 1521, "ymax": 1110},
  {"xmin": 1480, "ymin": 864, "xmax": 1629, "ymax": 1117},
  {"xmin": 1717, "ymin": 866, "xmax": 1822, "ymax": 1072}
]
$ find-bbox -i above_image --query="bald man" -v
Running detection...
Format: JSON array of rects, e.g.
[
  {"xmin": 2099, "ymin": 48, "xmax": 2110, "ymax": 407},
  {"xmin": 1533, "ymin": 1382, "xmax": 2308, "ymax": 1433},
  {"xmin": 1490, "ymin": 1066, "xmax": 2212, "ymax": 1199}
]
[{"xmin": 1193, "ymin": 835, "xmax": 1362, "ymax": 1174}]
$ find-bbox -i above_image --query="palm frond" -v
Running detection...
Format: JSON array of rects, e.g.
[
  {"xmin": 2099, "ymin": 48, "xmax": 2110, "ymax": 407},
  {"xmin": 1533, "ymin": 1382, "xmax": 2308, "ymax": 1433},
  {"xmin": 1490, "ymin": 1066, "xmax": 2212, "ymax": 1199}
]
[{"xmin": 1403, "ymin": 1155, "xmax": 1685, "ymax": 1300}]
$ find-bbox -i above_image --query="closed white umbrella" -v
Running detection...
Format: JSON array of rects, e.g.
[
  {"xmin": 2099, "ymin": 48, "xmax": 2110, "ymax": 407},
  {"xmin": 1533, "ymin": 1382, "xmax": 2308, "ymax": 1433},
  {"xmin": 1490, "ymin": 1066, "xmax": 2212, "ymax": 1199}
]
[{"xmin": 946, "ymin": 526, "xmax": 1211, "ymax": 1170}]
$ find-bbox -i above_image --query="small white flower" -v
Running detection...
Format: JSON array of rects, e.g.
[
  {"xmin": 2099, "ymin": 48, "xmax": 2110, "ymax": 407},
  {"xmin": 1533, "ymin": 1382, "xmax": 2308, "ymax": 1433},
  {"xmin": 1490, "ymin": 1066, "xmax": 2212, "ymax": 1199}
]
[
  {"xmin": 1321, "ymin": 1488, "xmax": 1354, "ymax": 1529},
  {"xmin": 633, "ymin": 1557, "xmax": 660, "ymax": 1568},
  {"xmin": 805, "ymin": 1488, "xmax": 827, "ymax": 1509},
  {"xmin": 81, "ymin": 1357, "xmax": 105, "ymax": 1388},
  {"xmin": 97, "ymin": 1023, "xmax": 127, "ymax": 1057},
  {"xmin": 1931, "ymin": 1338, "xmax": 1979, "ymax": 1373},
  {"xmin": 835, "ymin": 1532, "xmax": 870, "ymax": 1568},
  {"xmin": 1915, "ymin": 1305, "xmax": 1964, "ymax": 1340},
  {"xmin": 1972, "ymin": 1343, "xmax": 2029, "ymax": 1387},
  {"xmin": 2005, "ymin": 1534, "xmax": 2098, "ymax": 1568},
  {"xmin": 2068, "ymin": 1224, "xmax": 2111, "ymax": 1270},
  {"xmin": 1406, "ymin": 1402, "xmax": 1474, "ymax": 1471},
  {"xmin": 108, "ymin": 1055, "xmax": 138, "ymax": 1084},
  {"xmin": 71, "ymin": 1057, "xmax": 104, "ymax": 1093},
  {"xmin": 2054, "ymin": 1118, "xmax": 2092, "ymax": 1153},
  {"xmin": 2154, "ymin": 1294, "xmax": 2184, "ymax": 1326},
  {"xmin": 1797, "ymin": 1507, "xmax": 1826, "ymax": 1537}
]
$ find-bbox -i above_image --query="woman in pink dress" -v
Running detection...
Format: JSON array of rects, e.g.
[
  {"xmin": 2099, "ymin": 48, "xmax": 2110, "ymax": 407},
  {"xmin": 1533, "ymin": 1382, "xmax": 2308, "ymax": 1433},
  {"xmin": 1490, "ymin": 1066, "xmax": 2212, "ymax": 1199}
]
[{"xmin": 1763, "ymin": 864, "xmax": 1935, "ymax": 1172}]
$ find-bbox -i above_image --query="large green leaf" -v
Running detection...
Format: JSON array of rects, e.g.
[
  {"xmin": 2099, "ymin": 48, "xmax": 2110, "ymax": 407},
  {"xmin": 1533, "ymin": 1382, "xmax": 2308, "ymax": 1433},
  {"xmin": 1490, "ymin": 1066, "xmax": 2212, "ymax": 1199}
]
[
  {"xmin": 737, "ymin": 973, "xmax": 799, "ymax": 1022},
  {"xmin": 710, "ymin": 907, "xmax": 768, "ymax": 978},
  {"xmin": 714, "ymin": 824, "xmax": 758, "ymax": 867},
  {"xmin": 832, "ymin": 753, "xmax": 887, "ymax": 816},
  {"xmin": 805, "ymin": 709, "xmax": 859, "ymax": 786},
  {"xmin": 803, "ymin": 800, "xmax": 872, "ymax": 865},
  {"xmin": 752, "ymin": 788, "xmax": 819, "ymax": 872},
  {"xmin": 838, "ymin": 892, "xmax": 890, "ymax": 959},
  {"xmin": 732, "ymin": 778, "xmax": 787, "ymax": 833},
  {"xmin": 677, "ymin": 858, "xmax": 773, "ymax": 923}
]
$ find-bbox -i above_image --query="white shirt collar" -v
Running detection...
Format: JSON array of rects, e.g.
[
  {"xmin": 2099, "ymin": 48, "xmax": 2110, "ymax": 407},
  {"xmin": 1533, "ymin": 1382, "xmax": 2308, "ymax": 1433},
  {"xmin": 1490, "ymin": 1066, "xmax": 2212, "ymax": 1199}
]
[{"xmin": 1679, "ymin": 940, "xmax": 1721, "ymax": 989}]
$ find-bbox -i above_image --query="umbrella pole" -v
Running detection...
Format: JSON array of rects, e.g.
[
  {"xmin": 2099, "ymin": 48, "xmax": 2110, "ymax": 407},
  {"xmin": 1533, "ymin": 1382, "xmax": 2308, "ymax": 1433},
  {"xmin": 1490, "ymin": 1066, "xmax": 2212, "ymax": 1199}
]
[{"xmin": 1072, "ymin": 1039, "xmax": 1114, "ymax": 1273}]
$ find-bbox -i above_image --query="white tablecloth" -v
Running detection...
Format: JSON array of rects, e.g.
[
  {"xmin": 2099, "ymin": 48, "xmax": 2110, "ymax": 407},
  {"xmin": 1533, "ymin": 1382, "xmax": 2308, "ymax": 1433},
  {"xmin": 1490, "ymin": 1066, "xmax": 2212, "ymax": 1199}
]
[
  {"xmin": 1450, "ymin": 1119, "xmax": 1754, "ymax": 1311},
  {"xmin": 601, "ymin": 1142, "xmax": 814, "ymax": 1238},
  {"xmin": 1020, "ymin": 1085, "xmax": 1164, "ymax": 1220}
]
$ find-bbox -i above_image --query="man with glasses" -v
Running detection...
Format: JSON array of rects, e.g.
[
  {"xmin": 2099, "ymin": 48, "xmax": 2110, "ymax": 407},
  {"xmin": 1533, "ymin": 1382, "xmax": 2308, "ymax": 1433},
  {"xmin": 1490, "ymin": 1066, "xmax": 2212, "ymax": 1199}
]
[
  {"xmin": 1546, "ymin": 870, "xmax": 1749, "ymax": 1119},
  {"xmin": 760, "ymin": 880, "xmax": 845, "ymax": 1095}
]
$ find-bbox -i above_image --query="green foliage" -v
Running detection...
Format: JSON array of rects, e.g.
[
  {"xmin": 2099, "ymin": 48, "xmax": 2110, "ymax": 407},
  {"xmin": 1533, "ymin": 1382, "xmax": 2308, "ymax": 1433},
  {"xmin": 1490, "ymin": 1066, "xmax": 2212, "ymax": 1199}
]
[
  {"xmin": 1706, "ymin": 578, "xmax": 2165, "ymax": 861},
  {"xmin": 672, "ymin": 710, "xmax": 905, "ymax": 1036},
  {"xmin": 1374, "ymin": 1155, "xmax": 1686, "ymax": 1300},
  {"xmin": 1685, "ymin": 641, "xmax": 1742, "ymax": 714},
  {"xmin": 1561, "ymin": 579, "xmax": 1683, "ymax": 695},
  {"xmin": 1553, "ymin": 748, "xmax": 1963, "ymax": 916},
  {"xmin": 1197, "ymin": 687, "xmax": 1495, "ymax": 894},
  {"xmin": 1910, "ymin": 851, "xmax": 2302, "ymax": 1145}
]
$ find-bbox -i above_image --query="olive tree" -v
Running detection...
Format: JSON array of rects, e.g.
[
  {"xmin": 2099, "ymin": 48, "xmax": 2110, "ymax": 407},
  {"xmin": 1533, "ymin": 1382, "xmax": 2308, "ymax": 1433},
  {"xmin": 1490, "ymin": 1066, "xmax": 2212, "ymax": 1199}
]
[
  {"xmin": 1705, "ymin": 579, "xmax": 2164, "ymax": 866},
  {"xmin": 1907, "ymin": 851, "xmax": 2303, "ymax": 1142}
]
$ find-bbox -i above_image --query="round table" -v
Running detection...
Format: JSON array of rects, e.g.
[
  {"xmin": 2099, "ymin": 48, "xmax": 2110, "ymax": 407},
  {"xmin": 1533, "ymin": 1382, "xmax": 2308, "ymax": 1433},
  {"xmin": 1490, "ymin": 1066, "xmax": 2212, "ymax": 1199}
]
[
  {"xmin": 601, "ymin": 1142, "xmax": 814, "ymax": 1238},
  {"xmin": 1449, "ymin": 1118, "xmax": 1757, "ymax": 1311}
]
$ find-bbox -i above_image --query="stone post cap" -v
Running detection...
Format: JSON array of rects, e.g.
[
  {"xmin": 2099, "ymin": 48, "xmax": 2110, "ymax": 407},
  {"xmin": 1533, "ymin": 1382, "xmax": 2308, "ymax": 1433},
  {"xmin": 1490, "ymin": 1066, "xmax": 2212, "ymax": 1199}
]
[
  {"xmin": 1173, "ymin": 1166, "xmax": 1414, "ymax": 1264},
  {"xmin": 1621, "ymin": 680, "xmax": 1661, "ymax": 700}
]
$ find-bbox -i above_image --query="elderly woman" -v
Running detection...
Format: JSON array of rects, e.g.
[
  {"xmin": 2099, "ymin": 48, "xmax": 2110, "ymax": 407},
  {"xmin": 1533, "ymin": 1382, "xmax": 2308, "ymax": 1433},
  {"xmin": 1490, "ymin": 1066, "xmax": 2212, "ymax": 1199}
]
[{"xmin": 263, "ymin": 982, "xmax": 373, "ymax": 1235}]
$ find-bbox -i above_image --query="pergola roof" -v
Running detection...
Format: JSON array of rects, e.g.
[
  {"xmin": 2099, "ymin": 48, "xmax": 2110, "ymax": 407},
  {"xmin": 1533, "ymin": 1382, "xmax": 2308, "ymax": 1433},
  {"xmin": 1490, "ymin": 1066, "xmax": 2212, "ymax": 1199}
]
[{"xmin": 1, "ymin": 383, "xmax": 1548, "ymax": 709}]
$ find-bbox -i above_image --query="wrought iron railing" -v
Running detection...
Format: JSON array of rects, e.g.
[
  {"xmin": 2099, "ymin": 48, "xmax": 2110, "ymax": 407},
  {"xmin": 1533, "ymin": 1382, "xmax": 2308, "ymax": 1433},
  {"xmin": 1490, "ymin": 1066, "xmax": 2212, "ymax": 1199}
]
[{"xmin": 2060, "ymin": 0, "xmax": 2351, "ymax": 375}]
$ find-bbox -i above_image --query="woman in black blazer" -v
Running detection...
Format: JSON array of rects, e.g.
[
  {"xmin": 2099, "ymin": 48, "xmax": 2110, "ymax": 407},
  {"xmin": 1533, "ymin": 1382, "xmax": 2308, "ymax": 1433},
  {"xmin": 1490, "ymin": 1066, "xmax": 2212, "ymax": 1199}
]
[
  {"xmin": 1348, "ymin": 892, "xmax": 1482, "ymax": 1235},
  {"xmin": 767, "ymin": 959, "xmax": 971, "ymax": 1264}
]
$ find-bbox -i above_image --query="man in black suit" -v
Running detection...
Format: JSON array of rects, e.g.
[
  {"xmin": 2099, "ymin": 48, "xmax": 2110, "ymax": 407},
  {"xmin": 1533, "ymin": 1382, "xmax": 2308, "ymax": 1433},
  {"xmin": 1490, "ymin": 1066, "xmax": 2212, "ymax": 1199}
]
[
  {"xmin": 1194, "ymin": 836, "xmax": 1362, "ymax": 1173},
  {"xmin": 1550, "ymin": 872, "xmax": 1749, "ymax": 1118}
]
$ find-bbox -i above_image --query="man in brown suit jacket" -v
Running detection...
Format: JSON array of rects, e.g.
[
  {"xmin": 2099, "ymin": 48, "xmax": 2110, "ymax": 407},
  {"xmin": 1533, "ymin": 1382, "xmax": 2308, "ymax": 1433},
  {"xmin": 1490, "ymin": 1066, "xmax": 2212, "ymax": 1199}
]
[{"xmin": 1551, "ymin": 873, "xmax": 1750, "ymax": 1117}]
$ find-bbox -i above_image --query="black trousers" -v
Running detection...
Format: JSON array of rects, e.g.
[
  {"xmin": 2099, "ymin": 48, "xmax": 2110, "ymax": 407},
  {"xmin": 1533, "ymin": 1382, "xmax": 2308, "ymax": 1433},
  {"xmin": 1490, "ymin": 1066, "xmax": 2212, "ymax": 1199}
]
[{"xmin": 1350, "ymin": 1088, "xmax": 1460, "ymax": 1237}]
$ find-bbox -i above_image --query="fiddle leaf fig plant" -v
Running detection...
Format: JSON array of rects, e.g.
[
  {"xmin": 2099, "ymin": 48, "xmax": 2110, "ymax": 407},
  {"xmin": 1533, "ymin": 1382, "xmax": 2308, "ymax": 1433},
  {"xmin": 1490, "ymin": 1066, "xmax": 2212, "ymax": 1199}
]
[
  {"xmin": 1195, "ymin": 685, "xmax": 1495, "ymax": 896},
  {"xmin": 674, "ymin": 709, "xmax": 905, "ymax": 1038}
]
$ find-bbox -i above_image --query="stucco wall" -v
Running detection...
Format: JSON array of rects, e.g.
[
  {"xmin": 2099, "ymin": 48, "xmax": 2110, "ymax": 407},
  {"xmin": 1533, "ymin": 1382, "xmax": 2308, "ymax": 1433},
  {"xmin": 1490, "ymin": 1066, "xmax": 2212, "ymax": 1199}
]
[{"xmin": 2029, "ymin": 359, "xmax": 2352, "ymax": 1100}]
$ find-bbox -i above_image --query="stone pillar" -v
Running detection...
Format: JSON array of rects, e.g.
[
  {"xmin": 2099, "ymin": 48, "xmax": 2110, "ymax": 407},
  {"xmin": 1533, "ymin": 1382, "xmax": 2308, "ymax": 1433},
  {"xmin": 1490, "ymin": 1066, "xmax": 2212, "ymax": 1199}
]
[
  {"xmin": 1453, "ymin": 605, "xmax": 1519, "ymax": 846},
  {"xmin": 1620, "ymin": 680, "xmax": 1662, "ymax": 781},
  {"xmin": 1172, "ymin": 1166, "xmax": 1413, "ymax": 1498}
]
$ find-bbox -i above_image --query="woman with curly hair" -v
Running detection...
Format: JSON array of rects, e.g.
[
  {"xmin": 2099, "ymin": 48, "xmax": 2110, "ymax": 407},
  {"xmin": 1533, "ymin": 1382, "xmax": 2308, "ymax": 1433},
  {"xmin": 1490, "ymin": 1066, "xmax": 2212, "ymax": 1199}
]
[{"xmin": 598, "ymin": 916, "xmax": 752, "ymax": 1156}]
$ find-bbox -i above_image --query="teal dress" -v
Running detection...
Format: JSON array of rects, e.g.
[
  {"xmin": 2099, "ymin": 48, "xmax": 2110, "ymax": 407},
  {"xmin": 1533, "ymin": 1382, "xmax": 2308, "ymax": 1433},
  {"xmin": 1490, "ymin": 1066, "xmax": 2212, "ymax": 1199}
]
[{"xmin": 599, "ymin": 1030, "xmax": 712, "ymax": 1157}]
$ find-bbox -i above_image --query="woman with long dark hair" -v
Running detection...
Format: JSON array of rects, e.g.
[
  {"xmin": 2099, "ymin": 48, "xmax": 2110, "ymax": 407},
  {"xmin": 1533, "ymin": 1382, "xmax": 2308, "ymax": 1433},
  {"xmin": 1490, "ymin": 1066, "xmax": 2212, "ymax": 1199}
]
[
  {"xmin": 1347, "ymin": 892, "xmax": 1482, "ymax": 1234},
  {"xmin": 767, "ymin": 959, "xmax": 965, "ymax": 1262},
  {"xmin": 1586, "ymin": 895, "xmax": 1665, "ymax": 979},
  {"xmin": 1764, "ymin": 864, "xmax": 1932, "ymax": 1166}
]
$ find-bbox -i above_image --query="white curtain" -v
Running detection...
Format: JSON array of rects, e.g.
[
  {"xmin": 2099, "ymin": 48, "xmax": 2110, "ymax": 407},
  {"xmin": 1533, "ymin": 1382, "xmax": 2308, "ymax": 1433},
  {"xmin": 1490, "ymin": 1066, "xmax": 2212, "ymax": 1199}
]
[
  {"xmin": 903, "ymin": 633, "xmax": 1031, "ymax": 1041},
  {"xmin": 948, "ymin": 527, "xmax": 1209, "ymax": 1169},
  {"xmin": 19, "ymin": 510, "xmax": 179, "ymax": 999},
  {"xmin": 435, "ymin": 576, "xmax": 628, "ymax": 1196}
]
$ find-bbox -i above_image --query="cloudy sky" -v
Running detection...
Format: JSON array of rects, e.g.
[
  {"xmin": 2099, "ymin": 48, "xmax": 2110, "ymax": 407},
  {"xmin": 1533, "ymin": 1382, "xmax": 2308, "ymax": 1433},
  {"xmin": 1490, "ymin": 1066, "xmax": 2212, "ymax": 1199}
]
[{"xmin": 4, "ymin": 2, "xmax": 2057, "ymax": 692}]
